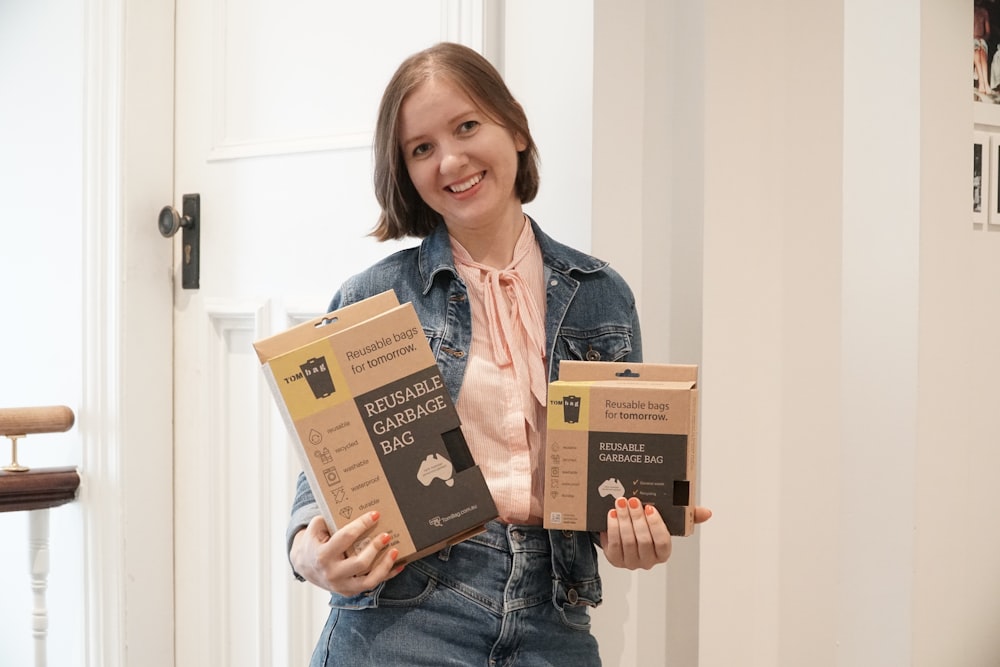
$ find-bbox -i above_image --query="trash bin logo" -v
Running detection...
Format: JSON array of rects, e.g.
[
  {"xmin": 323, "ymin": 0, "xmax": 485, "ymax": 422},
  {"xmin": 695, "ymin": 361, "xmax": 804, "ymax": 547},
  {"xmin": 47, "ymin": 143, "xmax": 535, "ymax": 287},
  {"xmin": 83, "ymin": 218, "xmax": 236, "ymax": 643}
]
[
  {"xmin": 301, "ymin": 356, "xmax": 335, "ymax": 399},
  {"xmin": 563, "ymin": 395, "xmax": 581, "ymax": 423}
]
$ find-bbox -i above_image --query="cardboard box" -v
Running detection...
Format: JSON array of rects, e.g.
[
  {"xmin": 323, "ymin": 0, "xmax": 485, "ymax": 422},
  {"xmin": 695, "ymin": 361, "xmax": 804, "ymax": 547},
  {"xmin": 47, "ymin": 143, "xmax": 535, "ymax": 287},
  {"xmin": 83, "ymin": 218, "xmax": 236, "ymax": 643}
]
[
  {"xmin": 543, "ymin": 361, "xmax": 698, "ymax": 536},
  {"xmin": 254, "ymin": 290, "xmax": 498, "ymax": 565}
]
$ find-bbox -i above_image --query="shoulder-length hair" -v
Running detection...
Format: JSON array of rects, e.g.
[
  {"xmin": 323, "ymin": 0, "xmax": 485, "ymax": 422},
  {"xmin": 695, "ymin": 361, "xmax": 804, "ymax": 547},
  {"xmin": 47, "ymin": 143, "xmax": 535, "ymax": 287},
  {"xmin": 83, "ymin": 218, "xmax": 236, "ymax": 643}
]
[{"xmin": 371, "ymin": 42, "xmax": 540, "ymax": 240}]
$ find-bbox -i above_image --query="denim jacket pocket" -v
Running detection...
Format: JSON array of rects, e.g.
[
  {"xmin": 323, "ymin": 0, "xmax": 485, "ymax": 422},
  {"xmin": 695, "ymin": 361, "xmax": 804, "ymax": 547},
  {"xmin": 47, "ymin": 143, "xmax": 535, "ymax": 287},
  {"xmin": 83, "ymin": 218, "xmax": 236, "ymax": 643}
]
[{"xmin": 555, "ymin": 328, "xmax": 633, "ymax": 365}]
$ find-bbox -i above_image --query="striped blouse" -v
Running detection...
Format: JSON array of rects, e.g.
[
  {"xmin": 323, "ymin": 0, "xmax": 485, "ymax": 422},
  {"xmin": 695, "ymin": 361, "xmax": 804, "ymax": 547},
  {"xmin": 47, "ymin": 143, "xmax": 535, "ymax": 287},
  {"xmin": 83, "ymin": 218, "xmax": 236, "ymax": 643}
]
[{"xmin": 451, "ymin": 220, "xmax": 548, "ymax": 524}]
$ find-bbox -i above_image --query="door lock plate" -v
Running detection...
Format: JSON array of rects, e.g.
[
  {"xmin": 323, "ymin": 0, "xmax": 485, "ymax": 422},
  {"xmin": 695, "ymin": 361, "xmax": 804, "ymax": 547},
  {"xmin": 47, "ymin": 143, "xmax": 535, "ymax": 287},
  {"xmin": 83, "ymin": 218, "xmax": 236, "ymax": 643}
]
[{"xmin": 180, "ymin": 194, "xmax": 200, "ymax": 290}]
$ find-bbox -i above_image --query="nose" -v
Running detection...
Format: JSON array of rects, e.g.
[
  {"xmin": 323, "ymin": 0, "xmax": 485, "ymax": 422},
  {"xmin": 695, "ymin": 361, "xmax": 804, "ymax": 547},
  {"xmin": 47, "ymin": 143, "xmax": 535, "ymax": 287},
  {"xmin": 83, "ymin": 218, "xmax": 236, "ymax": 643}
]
[{"xmin": 439, "ymin": 145, "xmax": 468, "ymax": 175}]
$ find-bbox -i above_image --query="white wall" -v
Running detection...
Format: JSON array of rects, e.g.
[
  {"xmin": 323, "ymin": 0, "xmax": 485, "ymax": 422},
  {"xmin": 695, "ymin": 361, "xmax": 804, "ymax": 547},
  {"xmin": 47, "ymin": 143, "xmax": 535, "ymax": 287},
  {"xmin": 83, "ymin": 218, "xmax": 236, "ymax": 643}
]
[
  {"xmin": 504, "ymin": 0, "xmax": 594, "ymax": 253},
  {"xmin": 0, "ymin": 1, "xmax": 86, "ymax": 665},
  {"xmin": 699, "ymin": 0, "xmax": 1000, "ymax": 665},
  {"xmin": 842, "ymin": 0, "xmax": 920, "ymax": 662},
  {"xmin": 918, "ymin": 1, "xmax": 1000, "ymax": 664}
]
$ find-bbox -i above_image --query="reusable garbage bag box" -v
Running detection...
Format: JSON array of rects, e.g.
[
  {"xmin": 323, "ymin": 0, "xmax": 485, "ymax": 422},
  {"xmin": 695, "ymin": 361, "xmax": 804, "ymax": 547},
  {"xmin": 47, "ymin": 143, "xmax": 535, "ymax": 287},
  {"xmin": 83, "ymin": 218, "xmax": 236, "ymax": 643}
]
[
  {"xmin": 543, "ymin": 361, "xmax": 698, "ymax": 536},
  {"xmin": 254, "ymin": 290, "xmax": 498, "ymax": 565}
]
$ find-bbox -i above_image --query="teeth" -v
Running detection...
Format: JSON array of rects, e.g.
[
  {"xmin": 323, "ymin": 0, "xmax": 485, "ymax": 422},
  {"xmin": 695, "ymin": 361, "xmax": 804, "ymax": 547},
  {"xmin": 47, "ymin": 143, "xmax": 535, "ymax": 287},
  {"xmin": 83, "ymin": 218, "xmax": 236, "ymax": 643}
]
[{"xmin": 448, "ymin": 173, "xmax": 483, "ymax": 193}]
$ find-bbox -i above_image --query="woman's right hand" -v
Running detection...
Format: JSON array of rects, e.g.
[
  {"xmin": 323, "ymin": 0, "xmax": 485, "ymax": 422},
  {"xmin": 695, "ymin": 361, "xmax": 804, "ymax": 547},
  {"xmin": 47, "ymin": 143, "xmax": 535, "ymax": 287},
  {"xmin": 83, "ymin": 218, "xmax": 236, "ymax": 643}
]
[{"xmin": 289, "ymin": 511, "xmax": 403, "ymax": 596}]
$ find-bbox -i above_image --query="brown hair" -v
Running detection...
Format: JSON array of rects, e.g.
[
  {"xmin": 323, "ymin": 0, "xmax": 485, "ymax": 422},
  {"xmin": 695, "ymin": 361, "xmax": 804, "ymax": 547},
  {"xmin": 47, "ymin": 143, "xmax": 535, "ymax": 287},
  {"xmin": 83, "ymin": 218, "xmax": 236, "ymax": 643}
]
[{"xmin": 371, "ymin": 42, "xmax": 540, "ymax": 240}]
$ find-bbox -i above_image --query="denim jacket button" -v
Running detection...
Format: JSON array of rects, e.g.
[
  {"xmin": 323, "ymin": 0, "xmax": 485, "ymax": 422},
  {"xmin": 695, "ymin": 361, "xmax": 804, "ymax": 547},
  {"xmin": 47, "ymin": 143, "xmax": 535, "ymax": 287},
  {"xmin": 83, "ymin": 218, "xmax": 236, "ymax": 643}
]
[
  {"xmin": 567, "ymin": 587, "xmax": 579, "ymax": 605},
  {"xmin": 562, "ymin": 530, "xmax": 574, "ymax": 539},
  {"xmin": 585, "ymin": 349, "xmax": 601, "ymax": 361}
]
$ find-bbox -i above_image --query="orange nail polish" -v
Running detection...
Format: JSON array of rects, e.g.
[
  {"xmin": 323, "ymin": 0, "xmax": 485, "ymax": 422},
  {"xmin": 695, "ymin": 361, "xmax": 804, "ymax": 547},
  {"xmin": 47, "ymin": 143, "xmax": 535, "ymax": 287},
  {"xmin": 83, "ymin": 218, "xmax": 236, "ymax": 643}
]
[
  {"xmin": 370, "ymin": 511, "xmax": 380, "ymax": 522},
  {"xmin": 380, "ymin": 533, "xmax": 392, "ymax": 546},
  {"xmin": 645, "ymin": 504, "xmax": 655, "ymax": 516},
  {"xmin": 389, "ymin": 548, "xmax": 399, "ymax": 561},
  {"xmin": 615, "ymin": 497, "xmax": 627, "ymax": 510},
  {"xmin": 609, "ymin": 509, "xmax": 618, "ymax": 519},
  {"xmin": 628, "ymin": 497, "xmax": 641, "ymax": 510}
]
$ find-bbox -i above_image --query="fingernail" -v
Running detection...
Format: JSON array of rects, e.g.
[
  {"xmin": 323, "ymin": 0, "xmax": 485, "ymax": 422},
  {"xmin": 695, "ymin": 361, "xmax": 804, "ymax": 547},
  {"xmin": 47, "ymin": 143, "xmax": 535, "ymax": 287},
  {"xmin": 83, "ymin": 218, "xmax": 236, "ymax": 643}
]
[
  {"xmin": 615, "ymin": 498, "xmax": 627, "ymax": 510},
  {"xmin": 609, "ymin": 509, "xmax": 618, "ymax": 519},
  {"xmin": 380, "ymin": 533, "xmax": 391, "ymax": 546},
  {"xmin": 392, "ymin": 564, "xmax": 405, "ymax": 575},
  {"xmin": 645, "ymin": 504, "xmax": 655, "ymax": 516},
  {"xmin": 628, "ymin": 497, "xmax": 641, "ymax": 510},
  {"xmin": 389, "ymin": 548, "xmax": 399, "ymax": 561},
  {"xmin": 370, "ymin": 511, "xmax": 380, "ymax": 522}
]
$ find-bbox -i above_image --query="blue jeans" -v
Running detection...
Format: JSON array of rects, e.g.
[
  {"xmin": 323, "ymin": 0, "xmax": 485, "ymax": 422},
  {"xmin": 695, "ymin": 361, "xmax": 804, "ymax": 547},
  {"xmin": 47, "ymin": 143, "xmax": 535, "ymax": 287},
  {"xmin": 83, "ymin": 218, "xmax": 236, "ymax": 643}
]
[{"xmin": 309, "ymin": 521, "xmax": 602, "ymax": 666}]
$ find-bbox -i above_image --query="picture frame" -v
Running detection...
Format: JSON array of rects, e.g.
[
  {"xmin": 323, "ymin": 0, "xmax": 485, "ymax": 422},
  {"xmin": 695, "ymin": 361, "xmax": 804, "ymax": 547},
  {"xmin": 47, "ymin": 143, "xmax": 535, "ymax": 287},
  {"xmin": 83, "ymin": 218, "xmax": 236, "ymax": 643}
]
[
  {"xmin": 974, "ymin": 1, "xmax": 1000, "ymax": 106},
  {"xmin": 989, "ymin": 133, "xmax": 1000, "ymax": 226},
  {"xmin": 974, "ymin": 131, "xmax": 990, "ymax": 225}
]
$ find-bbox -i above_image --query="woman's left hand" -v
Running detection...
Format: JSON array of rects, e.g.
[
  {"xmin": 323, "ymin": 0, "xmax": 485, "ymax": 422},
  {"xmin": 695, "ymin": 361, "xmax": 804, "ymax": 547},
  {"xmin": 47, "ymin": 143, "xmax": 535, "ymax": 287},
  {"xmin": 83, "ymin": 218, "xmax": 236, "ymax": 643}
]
[{"xmin": 600, "ymin": 498, "xmax": 712, "ymax": 570}]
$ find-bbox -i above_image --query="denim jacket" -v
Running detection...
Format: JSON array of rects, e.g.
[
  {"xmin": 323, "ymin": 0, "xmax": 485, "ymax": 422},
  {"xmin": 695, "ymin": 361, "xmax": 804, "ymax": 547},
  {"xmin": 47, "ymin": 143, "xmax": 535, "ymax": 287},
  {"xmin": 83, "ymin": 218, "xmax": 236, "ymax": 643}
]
[{"xmin": 287, "ymin": 217, "xmax": 643, "ymax": 611}]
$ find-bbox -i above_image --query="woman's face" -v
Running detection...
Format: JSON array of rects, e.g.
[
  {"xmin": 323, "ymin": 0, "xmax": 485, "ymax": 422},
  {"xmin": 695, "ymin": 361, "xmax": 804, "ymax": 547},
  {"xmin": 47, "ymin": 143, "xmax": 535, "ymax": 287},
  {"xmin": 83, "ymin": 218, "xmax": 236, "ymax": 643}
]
[{"xmin": 398, "ymin": 76, "xmax": 526, "ymax": 236}]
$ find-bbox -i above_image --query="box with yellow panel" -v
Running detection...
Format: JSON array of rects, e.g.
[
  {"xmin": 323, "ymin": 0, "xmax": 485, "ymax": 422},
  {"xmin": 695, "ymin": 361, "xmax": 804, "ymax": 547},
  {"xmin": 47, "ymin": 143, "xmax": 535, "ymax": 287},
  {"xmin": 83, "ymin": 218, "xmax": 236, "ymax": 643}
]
[
  {"xmin": 254, "ymin": 290, "xmax": 498, "ymax": 566},
  {"xmin": 543, "ymin": 361, "xmax": 698, "ymax": 536}
]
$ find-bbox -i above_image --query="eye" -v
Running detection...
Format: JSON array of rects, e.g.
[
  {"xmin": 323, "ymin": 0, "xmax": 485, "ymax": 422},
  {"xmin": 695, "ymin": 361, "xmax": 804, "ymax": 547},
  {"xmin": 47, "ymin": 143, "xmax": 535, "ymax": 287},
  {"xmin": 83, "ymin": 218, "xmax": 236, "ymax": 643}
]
[
  {"xmin": 458, "ymin": 120, "xmax": 479, "ymax": 134},
  {"xmin": 411, "ymin": 142, "xmax": 432, "ymax": 157}
]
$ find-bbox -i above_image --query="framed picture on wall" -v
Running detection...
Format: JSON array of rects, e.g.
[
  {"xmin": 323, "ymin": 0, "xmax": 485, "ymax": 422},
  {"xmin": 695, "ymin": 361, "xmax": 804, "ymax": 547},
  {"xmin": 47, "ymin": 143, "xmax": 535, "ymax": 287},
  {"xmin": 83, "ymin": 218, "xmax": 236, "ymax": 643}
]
[
  {"xmin": 989, "ymin": 133, "xmax": 1000, "ymax": 226},
  {"xmin": 974, "ymin": 131, "xmax": 989, "ymax": 224},
  {"xmin": 974, "ymin": 0, "xmax": 1000, "ymax": 106}
]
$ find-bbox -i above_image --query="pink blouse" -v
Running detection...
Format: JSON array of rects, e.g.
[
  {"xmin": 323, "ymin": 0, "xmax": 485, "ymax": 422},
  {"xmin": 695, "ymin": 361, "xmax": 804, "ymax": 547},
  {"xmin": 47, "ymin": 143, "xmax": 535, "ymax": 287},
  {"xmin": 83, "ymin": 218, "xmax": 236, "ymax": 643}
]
[{"xmin": 451, "ymin": 220, "xmax": 548, "ymax": 524}]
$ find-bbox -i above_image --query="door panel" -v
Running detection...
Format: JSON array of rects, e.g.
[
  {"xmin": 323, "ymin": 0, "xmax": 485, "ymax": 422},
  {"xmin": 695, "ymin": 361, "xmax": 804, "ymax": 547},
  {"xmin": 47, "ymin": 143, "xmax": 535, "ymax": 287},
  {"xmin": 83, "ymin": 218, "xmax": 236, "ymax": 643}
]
[{"xmin": 172, "ymin": 2, "xmax": 488, "ymax": 663}]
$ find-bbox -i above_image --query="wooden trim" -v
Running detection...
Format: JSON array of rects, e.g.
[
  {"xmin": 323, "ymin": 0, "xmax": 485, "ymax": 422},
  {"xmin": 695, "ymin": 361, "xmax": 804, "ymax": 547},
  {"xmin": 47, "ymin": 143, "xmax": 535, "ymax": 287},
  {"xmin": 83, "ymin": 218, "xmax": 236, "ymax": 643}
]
[{"xmin": 0, "ymin": 467, "xmax": 80, "ymax": 513}]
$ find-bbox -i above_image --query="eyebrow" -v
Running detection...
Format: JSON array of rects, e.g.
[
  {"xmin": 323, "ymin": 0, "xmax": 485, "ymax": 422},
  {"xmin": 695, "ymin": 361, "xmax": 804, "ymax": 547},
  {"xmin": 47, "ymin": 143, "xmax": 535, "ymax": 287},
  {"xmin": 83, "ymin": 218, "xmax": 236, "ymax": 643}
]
[{"xmin": 400, "ymin": 107, "xmax": 480, "ymax": 150}]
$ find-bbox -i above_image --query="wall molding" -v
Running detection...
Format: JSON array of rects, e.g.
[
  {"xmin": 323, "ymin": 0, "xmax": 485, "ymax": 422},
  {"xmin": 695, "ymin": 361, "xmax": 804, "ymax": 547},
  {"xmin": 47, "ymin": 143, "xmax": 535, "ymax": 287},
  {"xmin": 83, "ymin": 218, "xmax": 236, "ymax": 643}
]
[
  {"xmin": 82, "ymin": 1, "xmax": 176, "ymax": 665},
  {"xmin": 81, "ymin": 0, "xmax": 127, "ymax": 664}
]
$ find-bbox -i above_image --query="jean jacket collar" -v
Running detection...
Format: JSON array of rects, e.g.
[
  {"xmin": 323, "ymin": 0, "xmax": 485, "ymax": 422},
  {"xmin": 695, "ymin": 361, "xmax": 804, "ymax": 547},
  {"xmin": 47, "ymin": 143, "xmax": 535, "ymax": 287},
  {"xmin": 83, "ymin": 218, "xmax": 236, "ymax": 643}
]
[{"xmin": 416, "ymin": 216, "xmax": 608, "ymax": 295}]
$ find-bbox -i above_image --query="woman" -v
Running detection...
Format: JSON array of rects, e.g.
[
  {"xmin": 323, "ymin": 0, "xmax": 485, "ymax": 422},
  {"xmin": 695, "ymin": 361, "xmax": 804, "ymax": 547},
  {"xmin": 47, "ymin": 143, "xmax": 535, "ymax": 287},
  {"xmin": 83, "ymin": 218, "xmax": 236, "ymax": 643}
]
[{"xmin": 287, "ymin": 42, "xmax": 711, "ymax": 666}]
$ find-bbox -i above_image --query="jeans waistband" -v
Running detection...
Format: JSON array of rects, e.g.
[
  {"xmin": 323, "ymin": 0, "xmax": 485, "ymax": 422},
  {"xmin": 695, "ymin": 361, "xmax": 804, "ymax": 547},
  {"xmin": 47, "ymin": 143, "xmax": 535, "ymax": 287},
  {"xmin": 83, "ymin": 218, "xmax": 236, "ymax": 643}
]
[{"xmin": 464, "ymin": 520, "xmax": 551, "ymax": 555}]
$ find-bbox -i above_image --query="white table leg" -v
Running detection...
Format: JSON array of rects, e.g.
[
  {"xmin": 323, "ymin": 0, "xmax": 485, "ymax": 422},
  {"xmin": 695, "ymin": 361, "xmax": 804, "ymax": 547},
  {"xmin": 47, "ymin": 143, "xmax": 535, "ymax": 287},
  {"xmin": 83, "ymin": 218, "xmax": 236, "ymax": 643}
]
[{"xmin": 28, "ymin": 508, "xmax": 50, "ymax": 667}]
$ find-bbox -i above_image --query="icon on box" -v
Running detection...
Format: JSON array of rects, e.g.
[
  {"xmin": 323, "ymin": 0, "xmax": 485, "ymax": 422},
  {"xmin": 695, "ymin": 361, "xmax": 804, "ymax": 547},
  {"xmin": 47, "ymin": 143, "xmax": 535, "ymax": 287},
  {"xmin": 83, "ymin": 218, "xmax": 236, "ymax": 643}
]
[
  {"xmin": 301, "ymin": 356, "xmax": 335, "ymax": 398},
  {"xmin": 323, "ymin": 466, "xmax": 341, "ymax": 486},
  {"xmin": 598, "ymin": 478, "xmax": 626, "ymax": 499},
  {"xmin": 417, "ymin": 453, "xmax": 455, "ymax": 487},
  {"xmin": 562, "ymin": 395, "xmax": 581, "ymax": 423}
]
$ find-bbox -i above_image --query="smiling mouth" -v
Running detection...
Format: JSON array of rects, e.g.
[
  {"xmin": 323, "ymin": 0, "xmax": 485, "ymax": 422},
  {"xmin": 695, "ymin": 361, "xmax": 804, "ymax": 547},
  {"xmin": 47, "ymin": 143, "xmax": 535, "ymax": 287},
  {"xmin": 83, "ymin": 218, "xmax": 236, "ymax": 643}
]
[{"xmin": 447, "ymin": 172, "xmax": 485, "ymax": 193}]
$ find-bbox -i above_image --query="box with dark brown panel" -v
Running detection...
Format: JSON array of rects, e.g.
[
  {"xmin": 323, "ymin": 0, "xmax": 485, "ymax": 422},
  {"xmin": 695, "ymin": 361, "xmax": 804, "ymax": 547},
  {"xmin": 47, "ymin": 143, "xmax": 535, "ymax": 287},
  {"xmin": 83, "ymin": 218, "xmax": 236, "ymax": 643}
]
[
  {"xmin": 255, "ymin": 290, "xmax": 498, "ymax": 565},
  {"xmin": 543, "ymin": 361, "xmax": 698, "ymax": 536}
]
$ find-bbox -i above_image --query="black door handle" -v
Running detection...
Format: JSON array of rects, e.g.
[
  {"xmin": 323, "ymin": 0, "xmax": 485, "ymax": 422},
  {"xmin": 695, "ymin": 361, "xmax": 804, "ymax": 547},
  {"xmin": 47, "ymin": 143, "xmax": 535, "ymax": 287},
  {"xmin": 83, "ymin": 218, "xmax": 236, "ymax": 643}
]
[{"xmin": 158, "ymin": 193, "xmax": 200, "ymax": 289}]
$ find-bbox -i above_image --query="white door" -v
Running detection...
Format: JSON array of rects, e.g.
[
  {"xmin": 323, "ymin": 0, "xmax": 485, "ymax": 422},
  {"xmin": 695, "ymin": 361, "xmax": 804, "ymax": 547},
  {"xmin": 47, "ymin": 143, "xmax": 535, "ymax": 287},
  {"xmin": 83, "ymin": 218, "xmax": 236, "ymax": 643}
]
[{"xmin": 170, "ymin": 3, "xmax": 495, "ymax": 664}]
